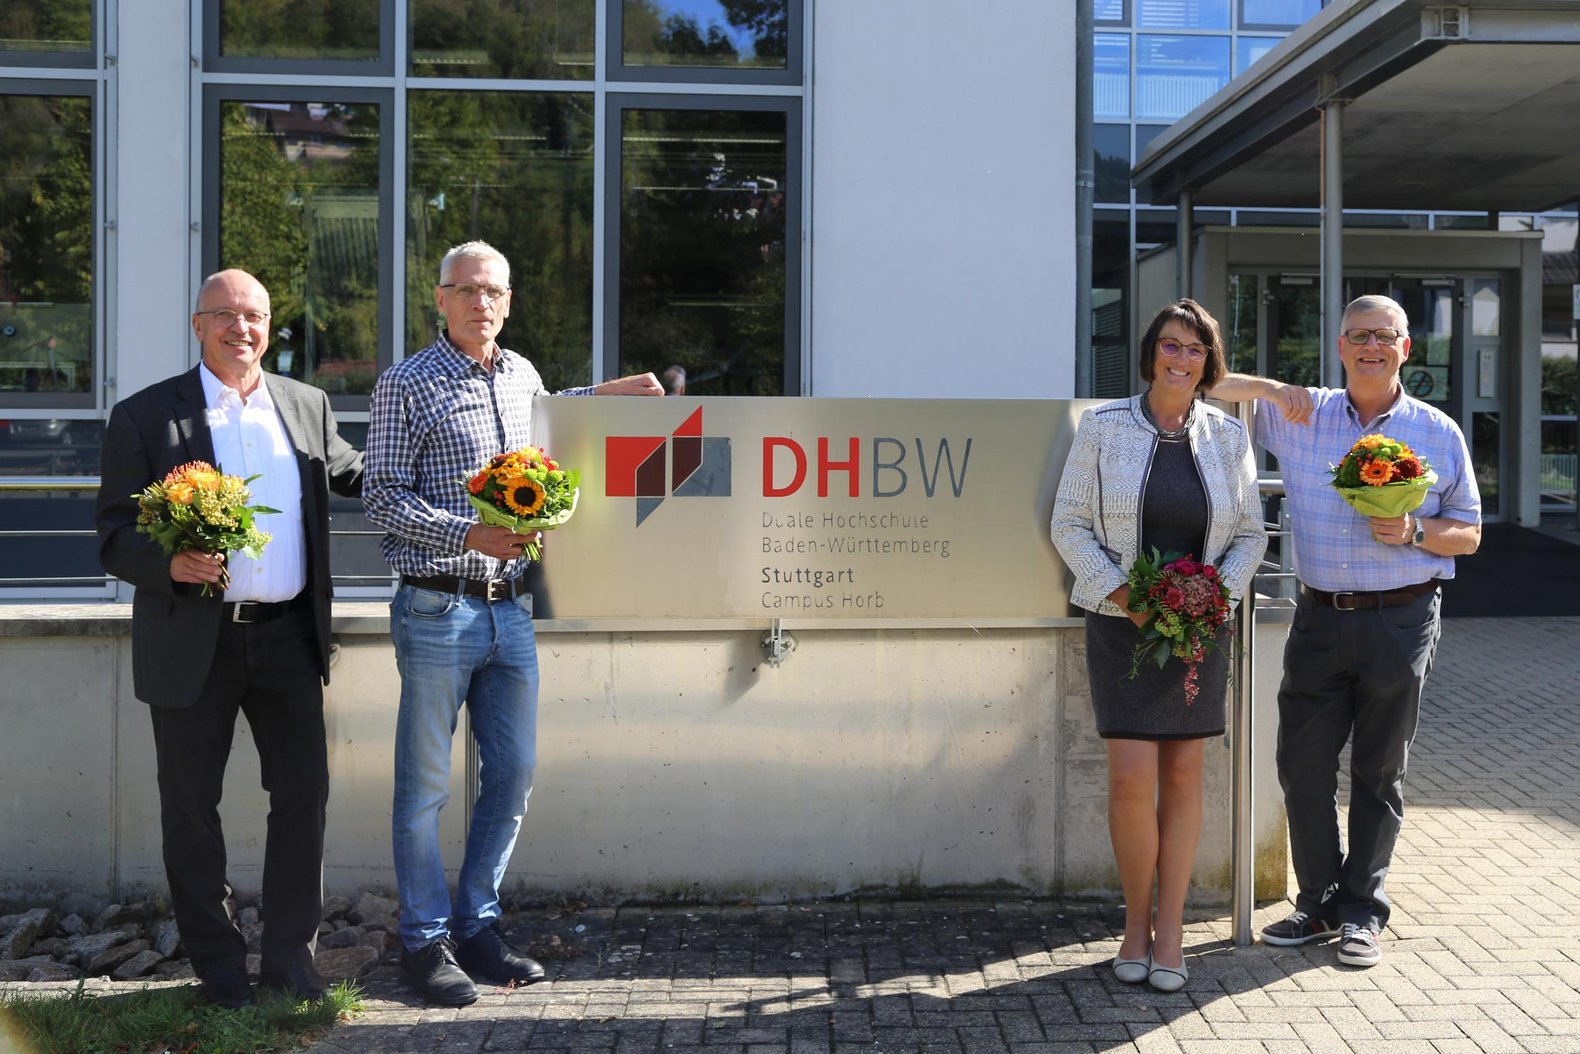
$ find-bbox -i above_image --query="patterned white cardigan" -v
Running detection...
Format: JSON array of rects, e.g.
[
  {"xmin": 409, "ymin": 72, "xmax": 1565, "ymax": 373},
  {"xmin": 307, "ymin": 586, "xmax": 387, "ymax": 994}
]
[{"xmin": 1050, "ymin": 395, "xmax": 1268, "ymax": 617}]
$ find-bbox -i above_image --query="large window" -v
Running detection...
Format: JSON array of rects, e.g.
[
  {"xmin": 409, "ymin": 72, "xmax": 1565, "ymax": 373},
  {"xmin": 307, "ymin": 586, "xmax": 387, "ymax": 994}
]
[
  {"xmin": 202, "ymin": 0, "xmax": 804, "ymax": 402},
  {"xmin": 0, "ymin": 1, "xmax": 93, "ymax": 66}
]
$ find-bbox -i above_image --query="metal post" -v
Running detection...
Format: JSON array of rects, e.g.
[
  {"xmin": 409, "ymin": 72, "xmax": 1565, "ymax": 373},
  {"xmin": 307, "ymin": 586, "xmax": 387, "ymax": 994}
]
[
  {"xmin": 1075, "ymin": 0, "xmax": 1095, "ymax": 397},
  {"xmin": 1320, "ymin": 98, "xmax": 1345, "ymax": 388},
  {"xmin": 1230, "ymin": 405, "xmax": 1258, "ymax": 946},
  {"xmin": 1177, "ymin": 188, "xmax": 1194, "ymax": 300}
]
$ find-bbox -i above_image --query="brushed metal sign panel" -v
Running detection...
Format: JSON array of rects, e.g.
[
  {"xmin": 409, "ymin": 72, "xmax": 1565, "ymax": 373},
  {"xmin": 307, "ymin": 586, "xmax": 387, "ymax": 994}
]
[{"xmin": 527, "ymin": 398, "xmax": 1094, "ymax": 620}]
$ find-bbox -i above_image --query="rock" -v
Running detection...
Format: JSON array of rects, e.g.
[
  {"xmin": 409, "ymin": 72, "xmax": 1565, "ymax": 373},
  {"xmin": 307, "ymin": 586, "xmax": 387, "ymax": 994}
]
[
  {"xmin": 317, "ymin": 921, "xmax": 334, "ymax": 938},
  {"xmin": 154, "ymin": 960, "xmax": 196, "ymax": 979},
  {"xmin": 65, "ymin": 926, "xmax": 139, "ymax": 967},
  {"xmin": 28, "ymin": 936, "xmax": 72, "ymax": 958},
  {"xmin": 356, "ymin": 928, "xmax": 390, "ymax": 954},
  {"xmin": 0, "ymin": 908, "xmax": 58, "ymax": 960},
  {"xmin": 0, "ymin": 957, "xmax": 57, "ymax": 981},
  {"xmin": 237, "ymin": 906, "xmax": 260, "ymax": 927},
  {"xmin": 87, "ymin": 938, "xmax": 149, "ymax": 975},
  {"xmin": 152, "ymin": 919, "xmax": 181, "ymax": 958},
  {"xmin": 317, "ymin": 927, "xmax": 361, "ymax": 950},
  {"xmin": 27, "ymin": 962, "xmax": 84, "ymax": 982},
  {"xmin": 321, "ymin": 895, "xmax": 351, "ymax": 921},
  {"xmin": 90, "ymin": 902, "xmax": 158, "ymax": 933},
  {"xmin": 58, "ymin": 914, "xmax": 86, "ymax": 936},
  {"xmin": 111, "ymin": 950, "xmax": 165, "ymax": 980},
  {"xmin": 312, "ymin": 944, "xmax": 377, "ymax": 981},
  {"xmin": 349, "ymin": 893, "xmax": 399, "ymax": 927}
]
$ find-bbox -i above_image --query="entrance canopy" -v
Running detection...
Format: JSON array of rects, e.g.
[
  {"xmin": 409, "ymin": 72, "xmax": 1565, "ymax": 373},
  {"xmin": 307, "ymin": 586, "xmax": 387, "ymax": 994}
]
[{"xmin": 1132, "ymin": 0, "xmax": 1580, "ymax": 212}]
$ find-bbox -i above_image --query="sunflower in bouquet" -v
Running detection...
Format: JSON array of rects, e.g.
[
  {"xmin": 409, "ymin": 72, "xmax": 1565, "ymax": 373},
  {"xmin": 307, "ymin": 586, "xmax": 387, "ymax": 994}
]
[
  {"xmin": 1329, "ymin": 433, "xmax": 1436, "ymax": 517},
  {"xmin": 134, "ymin": 461, "xmax": 278, "ymax": 596},
  {"xmin": 464, "ymin": 445, "xmax": 581, "ymax": 562}
]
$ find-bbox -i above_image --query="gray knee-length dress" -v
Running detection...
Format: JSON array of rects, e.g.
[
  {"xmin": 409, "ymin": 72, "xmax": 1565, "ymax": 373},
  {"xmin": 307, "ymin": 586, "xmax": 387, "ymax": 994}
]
[{"xmin": 1085, "ymin": 434, "xmax": 1229, "ymax": 740}]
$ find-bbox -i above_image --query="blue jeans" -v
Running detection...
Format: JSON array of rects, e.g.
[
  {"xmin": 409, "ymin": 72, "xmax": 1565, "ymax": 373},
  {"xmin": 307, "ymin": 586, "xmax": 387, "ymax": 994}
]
[{"xmin": 390, "ymin": 583, "xmax": 539, "ymax": 950}]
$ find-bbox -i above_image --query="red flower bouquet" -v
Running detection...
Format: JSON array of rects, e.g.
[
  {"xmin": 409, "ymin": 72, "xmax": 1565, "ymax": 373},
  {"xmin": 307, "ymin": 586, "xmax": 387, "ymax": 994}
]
[{"xmin": 1124, "ymin": 547, "xmax": 1233, "ymax": 705}]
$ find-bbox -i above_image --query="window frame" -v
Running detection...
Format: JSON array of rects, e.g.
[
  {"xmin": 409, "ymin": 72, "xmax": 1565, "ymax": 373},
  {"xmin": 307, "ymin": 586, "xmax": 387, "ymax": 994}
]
[
  {"xmin": 602, "ymin": 91, "xmax": 802, "ymax": 396},
  {"xmin": 200, "ymin": 83, "xmax": 396, "ymax": 415},
  {"xmin": 608, "ymin": 0, "xmax": 802, "ymax": 86},
  {"xmin": 0, "ymin": 78, "xmax": 98, "ymax": 411}
]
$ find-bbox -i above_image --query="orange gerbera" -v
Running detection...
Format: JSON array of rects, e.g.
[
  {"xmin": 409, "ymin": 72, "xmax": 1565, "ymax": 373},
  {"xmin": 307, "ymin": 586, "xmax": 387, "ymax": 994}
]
[
  {"xmin": 501, "ymin": 476, "xmax": 546, "ymax": 516},
  {"xmin": 467, "ymin": 471, "xmax": 488, "ymax": 495},
  {"xmin": 165, "ymin": 481, "xmax": 195, "ymax": 505},
  {"xmin": 1359, "ymin": 458, "xmax": 1394, "ymax": 486}
]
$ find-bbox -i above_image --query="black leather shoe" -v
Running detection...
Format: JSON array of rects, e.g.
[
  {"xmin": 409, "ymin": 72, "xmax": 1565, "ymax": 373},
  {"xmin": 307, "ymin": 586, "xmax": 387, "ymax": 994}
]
[
  {"xmin": 401, "ymin": 936, "xmax": 479, "ymax": 1007},
  {"xmin": 456, "ymin": 923, "xmax": 546, "ymax": 986},
  {"xmin": 258, "ymin": 960, "xmax": 328, "ymax": 1001},
  {"xmin": 197, "ymin": 966, "xmax": 255, "ymax": 1010}
]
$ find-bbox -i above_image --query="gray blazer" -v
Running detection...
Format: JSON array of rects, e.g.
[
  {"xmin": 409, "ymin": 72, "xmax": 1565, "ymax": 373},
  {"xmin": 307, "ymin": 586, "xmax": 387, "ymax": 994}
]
[{"xmin": 95, "ymin": 367, "xmax": 364, "ymax": 708}]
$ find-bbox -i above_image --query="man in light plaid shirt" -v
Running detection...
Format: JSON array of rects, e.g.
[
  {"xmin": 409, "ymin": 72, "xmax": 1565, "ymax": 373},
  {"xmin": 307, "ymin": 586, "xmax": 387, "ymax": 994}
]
[
  {"xmin": 1211, "ymin": 294, "xmax": 1480, "ymax": 970},
  {"xmin": 363, "ymin": 240, "xmax": 662, "ymax": 1007}
]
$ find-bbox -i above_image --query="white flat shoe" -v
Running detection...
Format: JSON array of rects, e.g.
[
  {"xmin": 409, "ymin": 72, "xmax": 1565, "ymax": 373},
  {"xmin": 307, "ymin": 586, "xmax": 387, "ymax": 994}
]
[
  {"xmin": 1148, "ymin": 957, "xmax": 1188, "ymax": 992},
  {"xmin": 1112, "ymin": 952, "xmax": 1151, "ymax": 984}
]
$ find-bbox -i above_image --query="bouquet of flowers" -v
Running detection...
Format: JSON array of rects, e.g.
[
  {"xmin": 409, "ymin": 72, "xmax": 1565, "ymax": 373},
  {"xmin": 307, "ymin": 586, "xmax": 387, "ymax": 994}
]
[
  {"xmin": 134, "ymin": 461, "xmax": 278, "ymax": 597},
  {"xmin": 1329, "ymin": 433, "xmax": 1436, "ymax": 518},
  {"xmin": 1124, "ymin": 548, "xmax": 1233, "ymax": 705},
  {"xmin": 464, "ymin": 445, "xmax": 581, "ymax": 562}
]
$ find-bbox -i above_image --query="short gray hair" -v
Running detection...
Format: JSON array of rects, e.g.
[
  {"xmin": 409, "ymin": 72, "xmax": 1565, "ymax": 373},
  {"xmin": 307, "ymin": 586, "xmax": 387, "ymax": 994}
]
[
  {"xmin": 1340, "ymin": 294, "xmax": 1408, "ymax": 335},
  {"xmin": 439, "ymin": 241, "xmax": 511, "ymax": 286}
]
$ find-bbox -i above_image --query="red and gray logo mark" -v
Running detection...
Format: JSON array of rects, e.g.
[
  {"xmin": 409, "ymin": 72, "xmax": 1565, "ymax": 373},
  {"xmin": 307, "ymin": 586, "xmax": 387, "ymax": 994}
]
[{"xmin": 605, "ymin": 407, "xmax": 732, "ymax": 525}]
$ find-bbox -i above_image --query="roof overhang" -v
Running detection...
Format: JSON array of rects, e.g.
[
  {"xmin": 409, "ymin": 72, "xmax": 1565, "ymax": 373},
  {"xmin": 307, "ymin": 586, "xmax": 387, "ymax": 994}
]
[{"xmin": 1132, "ymin": 0, "xmax": 1580, "ymax": 213}]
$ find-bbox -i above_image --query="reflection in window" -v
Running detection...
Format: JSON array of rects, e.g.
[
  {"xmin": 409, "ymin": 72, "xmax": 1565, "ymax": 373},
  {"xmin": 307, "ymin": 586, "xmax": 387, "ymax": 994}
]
[
  {"xmin": 0, "ymin": 94, "xmax": 93, "ymax": 397},
  {"xmin": 1094, "ymin": 0, "xmax": 1127, "ymax": 24},
  {"xmin": 219, "ymin": 101, "xmax": 381, "ymax": 395},
  {"xmin": 1226, "ymin": 273, "xmax": 1257, "ymax": 375},
  {"xmin": 623, "ymin": 0, "xmax": 787, "ymax": 69},
  {"xmin": 407, "ymin": 92, "xmax": 594, "ymax": 393},
  {"xmin": 1094, "ymin": 124, "xmax": 1130, "ymax": 204},
  {"xmin": 620, "ymin": 108, "xmax": 787, "ymax": 395},
  {"xmin": 1138, "ymin": 0, "xmax": 1228, "ymax": 30},
  {"xmin": 1094, "ymin": 34, "xmax": 1130, "ymax": 120},
  {"xmin": 1237, "ymin": 36, "xmax": 1281, "ymax": 74},
  {"xmin": 1472, "ymin": 412, "xmax": 1500, "ymax": 510},
  {"xmin": 0, "ymin": 1, "xmax": 91, "ymax": 53},
  {"xmin": 1241, "ymin": 0, "xmax": 1318, "ymax": 27},
  {"xmin": 1091, "ymin": 213, "xmax": 1130, "ymax": 398},
  {"xmin": 1471, "ymin": 278, "xmax": 1500, "ymax": 336},
  {"xmin": 1136, "ymin": 35, "xmax": 1229, "ymax": 121},
  {"xmin": 410, "ymin": 0, "xmax": 594, "ymax": 79},
  {"xmin": 218, "ymin": 0, "xmax": 379, "ymax": 61}
]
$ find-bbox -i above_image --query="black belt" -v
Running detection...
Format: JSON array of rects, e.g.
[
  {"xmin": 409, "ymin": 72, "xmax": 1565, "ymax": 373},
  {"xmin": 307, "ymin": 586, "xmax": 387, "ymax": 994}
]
[
  {"xmin": 223, "ymin": 593, "xmax": 305, "ymax": 624},
  {"xmin": 1301, "ymin": 581, "xmax": 1438, "ymax": 611},
  {"xmin": 401, "ymin": 573, "xmax": 528, "ymax": 602}
]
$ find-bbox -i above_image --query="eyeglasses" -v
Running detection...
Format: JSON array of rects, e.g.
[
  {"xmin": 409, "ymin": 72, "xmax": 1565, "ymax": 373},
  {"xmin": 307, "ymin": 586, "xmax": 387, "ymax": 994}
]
[
  {"xmin": 196, "ymin": 309, "xmax": 270, "ymax": 328},
  {"xmin": 1344, "ymin": 327, "xmax": 1403, "ymax": 346},
  {"xmin": 440, "ymin": 283, "xmax": 510, "ymax": 303},
  {"xmin": 1157, "ymin": 338, "xmax": 1207, "ymax": 361}
]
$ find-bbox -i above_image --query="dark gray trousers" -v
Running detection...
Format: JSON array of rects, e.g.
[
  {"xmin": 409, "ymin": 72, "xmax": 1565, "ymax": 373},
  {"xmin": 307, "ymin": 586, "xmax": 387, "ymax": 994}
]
[{"xmin": 1276, "ymin": 587, "xmax": 1441, "ymax": 932}]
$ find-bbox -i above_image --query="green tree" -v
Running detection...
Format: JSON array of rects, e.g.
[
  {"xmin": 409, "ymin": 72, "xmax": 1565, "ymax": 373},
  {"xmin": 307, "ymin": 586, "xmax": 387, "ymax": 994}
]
[{"xmin": 1542, "ymin": 354, "xmax": 1577, "ymax": 419}]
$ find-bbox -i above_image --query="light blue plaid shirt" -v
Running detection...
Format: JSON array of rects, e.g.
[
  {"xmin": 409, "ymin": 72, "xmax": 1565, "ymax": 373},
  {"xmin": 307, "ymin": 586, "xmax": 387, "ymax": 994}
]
[
  {"xmin": 1256, "ymin": 386, "xmax": 1481, "ymax": 592},
  {"xmin": 363, "ymin": 331, "xmax": 593, "ymax": 579}
]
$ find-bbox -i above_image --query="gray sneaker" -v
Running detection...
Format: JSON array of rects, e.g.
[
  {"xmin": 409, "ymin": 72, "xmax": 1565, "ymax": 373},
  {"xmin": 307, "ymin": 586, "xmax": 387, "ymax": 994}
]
[
  {"xmin": 1336, "ymin": 922, "xmax": 1382, "ymax": 967},
  {"xmin": 1260, "ymin": 909, "xmax": 1339, "ymax": 946}
]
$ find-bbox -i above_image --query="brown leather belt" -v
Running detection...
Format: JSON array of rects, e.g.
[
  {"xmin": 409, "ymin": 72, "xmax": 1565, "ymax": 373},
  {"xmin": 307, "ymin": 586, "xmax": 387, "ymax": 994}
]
[
  {"xmin": 1301, "ymin": 580, "xmax": 1438, "ymax": 611},
  {"xmin": 401, "ymin": 573, "xmax": 528, "ymax": 602}
]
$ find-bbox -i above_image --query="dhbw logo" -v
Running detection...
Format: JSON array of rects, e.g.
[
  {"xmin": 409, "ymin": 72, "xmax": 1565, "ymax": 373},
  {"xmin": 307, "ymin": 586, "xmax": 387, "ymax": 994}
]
[{"xmin": 605, "ymin": 407, "xmax": 733, "ymax": 526}]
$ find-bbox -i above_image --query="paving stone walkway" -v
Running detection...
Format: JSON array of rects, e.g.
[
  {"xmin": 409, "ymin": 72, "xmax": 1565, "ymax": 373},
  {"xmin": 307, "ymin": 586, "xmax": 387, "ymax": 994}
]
[{"xmin": 294, "ymin": 616, "xmax": 1580, "ymax": 1054}]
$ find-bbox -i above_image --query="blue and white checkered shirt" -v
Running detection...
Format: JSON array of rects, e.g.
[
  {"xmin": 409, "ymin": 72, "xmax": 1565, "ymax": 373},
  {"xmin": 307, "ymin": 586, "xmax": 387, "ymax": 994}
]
[
  {"xmin": 1256, "ymin": 386, "xmax": 1481, "ymax": 592},
  {"xmin": 363, "ymin": 331, "xmax": 593, "ymax": 579}
]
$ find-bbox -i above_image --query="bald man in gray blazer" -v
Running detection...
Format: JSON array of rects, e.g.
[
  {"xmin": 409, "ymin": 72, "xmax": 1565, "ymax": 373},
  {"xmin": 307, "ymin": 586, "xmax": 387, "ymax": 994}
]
[{"xmin": 95, "ymin": 270, "xmax": 362, "ymax": 1008}]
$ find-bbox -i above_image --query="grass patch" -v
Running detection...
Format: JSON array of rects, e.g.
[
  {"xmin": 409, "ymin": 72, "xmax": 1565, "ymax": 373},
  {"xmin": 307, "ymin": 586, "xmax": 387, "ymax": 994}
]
[{"xmin": 0, "ymin": 978, "xmax": 362, "ymax": 1054}]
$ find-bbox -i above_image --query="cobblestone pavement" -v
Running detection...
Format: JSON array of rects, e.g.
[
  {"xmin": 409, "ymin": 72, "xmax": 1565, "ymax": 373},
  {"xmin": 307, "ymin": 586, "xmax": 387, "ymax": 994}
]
[{"xmin": 28, "ymin": 617, "xmax": 1577, "ymax": 1054}]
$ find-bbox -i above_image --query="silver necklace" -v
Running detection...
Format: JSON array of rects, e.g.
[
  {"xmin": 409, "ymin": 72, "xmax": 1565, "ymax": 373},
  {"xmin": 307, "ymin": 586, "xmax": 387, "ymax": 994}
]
[{"xmin": 1142, "ymin": 393, "xmax": 1193, "ymax": 441}]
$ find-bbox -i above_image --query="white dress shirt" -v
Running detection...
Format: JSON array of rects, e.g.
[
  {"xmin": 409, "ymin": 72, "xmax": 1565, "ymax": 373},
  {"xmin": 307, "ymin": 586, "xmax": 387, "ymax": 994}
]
[{"xmin": 200, "ymin": 364, "xmax": 306, "ymax": 602}]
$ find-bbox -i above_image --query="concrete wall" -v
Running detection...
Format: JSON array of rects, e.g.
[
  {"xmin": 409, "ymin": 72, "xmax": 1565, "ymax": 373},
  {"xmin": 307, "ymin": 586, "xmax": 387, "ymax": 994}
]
[{"xmin": 0, "ymin": 613, "xmax": 1289, "ymax": 910}]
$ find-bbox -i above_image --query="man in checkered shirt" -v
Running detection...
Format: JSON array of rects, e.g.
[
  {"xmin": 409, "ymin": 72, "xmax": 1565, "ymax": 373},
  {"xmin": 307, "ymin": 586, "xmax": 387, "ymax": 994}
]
[
  {"xmin": 363, "ymin": 240, "xmax": 662, "ymax": 1007},
  {"xmin": 1211, "ymin": 294, "xmax": 1481, "ymax": 971}
]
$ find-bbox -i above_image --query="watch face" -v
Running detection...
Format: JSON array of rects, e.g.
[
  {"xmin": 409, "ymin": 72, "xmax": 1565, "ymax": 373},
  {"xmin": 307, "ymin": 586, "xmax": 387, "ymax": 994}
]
[{"xmin": 1412, "ymin": 518, "xmax": 1426, "ymax": 544}]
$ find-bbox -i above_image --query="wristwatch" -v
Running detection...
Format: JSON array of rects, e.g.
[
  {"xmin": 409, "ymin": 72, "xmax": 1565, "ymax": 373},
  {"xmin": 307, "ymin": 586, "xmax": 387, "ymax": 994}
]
[{"xmin": 1409, "ymin": 514, "xmax": 1426, "ymax": 546}]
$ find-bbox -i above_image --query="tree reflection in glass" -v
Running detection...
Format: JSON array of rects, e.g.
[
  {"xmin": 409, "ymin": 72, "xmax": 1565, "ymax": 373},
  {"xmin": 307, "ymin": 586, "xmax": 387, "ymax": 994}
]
[
  {"xmin": 0, "ymin": 94, "xmax": 92, "ymax": 396},
  {"xmin": 0, "ymin": 1, "xmax": 91, "ymax": 53},
  {"xmin": 620, "ymin": 108, "xmax": 787, "ymax": 395},
  {"xmin": 623, "ymin": 0, "xmax": 787, "ymax": 69},
  {"xmin": 407, "ymin": 91, "xmax": 594, "ymax": 392},
  {"xmin": 219, "ymin": 101, "xmax": 382, "ymax": 395},
  {"xmin": 410, "ymin": 0, "xmax": 595, "ymax": 79},
  {"xmin": 218, "ymin": 0, "xmax": 379, "ymax": 61}
]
